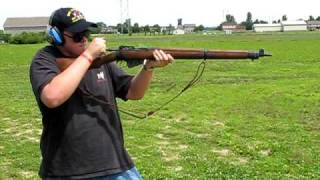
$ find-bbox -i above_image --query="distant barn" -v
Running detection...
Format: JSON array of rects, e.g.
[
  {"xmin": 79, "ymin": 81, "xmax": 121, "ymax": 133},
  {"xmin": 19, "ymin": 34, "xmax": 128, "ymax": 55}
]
[
  {"xmin": 281, "ymin": 21, "xmax": 307, "ymax": 31},
  {"xmin": 253, "ymin": 21, "xmax": 307, "ymax": 32},
  {"xmin": 221, "ymin": 22, "xmax": 245, "ymax": 33},
  {"xmin": 253, "ymin": 24, "xmax": 282, "ymax": 32},
  {"xmin": 3, "ymin": 17, "xmax": 49, "ymax": 34},
  {"xmin": 221, "ymin": 22, "xmax": 237, "ymax": 31}
]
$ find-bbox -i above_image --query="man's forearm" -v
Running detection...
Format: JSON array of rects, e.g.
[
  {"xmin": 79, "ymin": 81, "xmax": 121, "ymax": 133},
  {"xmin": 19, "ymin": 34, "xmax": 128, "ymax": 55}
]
[
  {"xmin": 126, "ymin": 68, "xmax": 153, "ymax": 100},
  {"xmin": 41, "ymin": 54, "xmax": 92, "ymax": 108},
  {"xmin": 126, "ymin": 50, "xmax": 173, "ymax": 100}
]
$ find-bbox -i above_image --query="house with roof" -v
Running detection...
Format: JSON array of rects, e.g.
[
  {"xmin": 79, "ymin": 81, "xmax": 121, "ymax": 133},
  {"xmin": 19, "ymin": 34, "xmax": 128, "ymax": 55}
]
[
  {"xmin": 221, "ymin": 22, "xmax": 237, "ymax": 31},
  {"xmin": 221, "ymin": 22, "xmax": 246, "ymax": 34},
  {"xmin": 183, "ymin": 24, "xmax": 196, "ymax": 33},
  {"xmin": 174, "ymin": 19, "xmax": 196, "ymax": 34},
  {"xmin": 3, "ymin": 17, "xmax": 49, "ymax": 34}
]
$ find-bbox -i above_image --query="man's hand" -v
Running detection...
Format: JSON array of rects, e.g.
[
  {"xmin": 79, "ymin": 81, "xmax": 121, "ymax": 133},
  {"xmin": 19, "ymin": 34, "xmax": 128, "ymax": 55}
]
[
  {"xmin": 85, "ymin": 37, "xmax": 106, "ymax": 60},
  {"xmin": 144, "ymin": 49, "xmax": 174, "ymax": 70}
]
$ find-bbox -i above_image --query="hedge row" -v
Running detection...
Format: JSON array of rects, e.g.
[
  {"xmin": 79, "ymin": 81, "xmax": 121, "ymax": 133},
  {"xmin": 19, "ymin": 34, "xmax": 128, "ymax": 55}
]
[{"xmin": 0, "ymin": 32, "xmax": 47, "ymax": 44}]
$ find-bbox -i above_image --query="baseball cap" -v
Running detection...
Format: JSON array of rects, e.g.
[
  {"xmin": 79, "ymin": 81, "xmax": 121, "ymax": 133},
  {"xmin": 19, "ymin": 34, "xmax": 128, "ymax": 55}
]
[{"xmin": 49, "ymin": 8, "xmax": 97, "ymax": 33}]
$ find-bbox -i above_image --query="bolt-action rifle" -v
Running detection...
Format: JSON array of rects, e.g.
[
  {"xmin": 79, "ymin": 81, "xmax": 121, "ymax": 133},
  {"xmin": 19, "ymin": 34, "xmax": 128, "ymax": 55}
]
[
  {"xmin": 56, "ymin": 46, "xmax": 271, "ymax": 71},
  {"xmin": 56, "ymin": 46, "xmax": 271, "ymax": 118}
]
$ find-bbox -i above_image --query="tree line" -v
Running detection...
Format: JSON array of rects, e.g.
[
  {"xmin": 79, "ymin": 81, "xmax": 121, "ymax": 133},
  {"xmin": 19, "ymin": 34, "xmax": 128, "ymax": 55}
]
[
  {"xmin": 92, "ymin": 13, "xmax": 320, "ymax": 34},
  {"xmin": 219, "ymin": 12, "xmax": 320, "ymax": 30},
  {"xmin": 91, "ymin": 21, "xmax": 204, "ymax": 35}
]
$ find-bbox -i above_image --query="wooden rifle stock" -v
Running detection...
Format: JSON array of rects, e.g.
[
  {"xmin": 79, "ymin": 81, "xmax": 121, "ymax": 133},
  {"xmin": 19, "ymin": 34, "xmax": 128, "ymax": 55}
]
[{"xmin": 56, "ymin": 46, "xmax": 271, "ymax": 71}]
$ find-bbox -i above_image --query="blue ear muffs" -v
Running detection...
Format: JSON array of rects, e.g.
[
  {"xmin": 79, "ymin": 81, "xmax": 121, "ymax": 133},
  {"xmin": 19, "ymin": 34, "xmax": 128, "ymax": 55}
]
[{"xmin": 47, "ymin": 26, "xmax": 64, "ymax": 46}]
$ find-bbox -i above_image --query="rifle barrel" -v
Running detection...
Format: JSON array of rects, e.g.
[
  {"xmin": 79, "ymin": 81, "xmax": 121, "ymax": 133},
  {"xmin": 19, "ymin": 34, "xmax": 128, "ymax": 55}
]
[
  {"xmin": 115, "ymin": 48, "xmax": 269, "ymax": 60},
  {"xmin": 82, "ymin": 46, "xmax": 271, "ymax": 69}
]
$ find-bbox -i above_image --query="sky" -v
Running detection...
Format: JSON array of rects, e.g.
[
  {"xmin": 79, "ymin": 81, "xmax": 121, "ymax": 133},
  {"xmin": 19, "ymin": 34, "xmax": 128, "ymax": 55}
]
[{"xmin": 1, "ymin": 0, "xmax": 319, "ymax": 29}]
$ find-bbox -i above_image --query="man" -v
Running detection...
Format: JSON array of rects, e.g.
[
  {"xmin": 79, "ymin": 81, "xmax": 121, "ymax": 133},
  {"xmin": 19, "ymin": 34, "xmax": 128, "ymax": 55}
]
[{"xmin": 30, "ymin": 7, "xmax": 173, "ymax": 179}]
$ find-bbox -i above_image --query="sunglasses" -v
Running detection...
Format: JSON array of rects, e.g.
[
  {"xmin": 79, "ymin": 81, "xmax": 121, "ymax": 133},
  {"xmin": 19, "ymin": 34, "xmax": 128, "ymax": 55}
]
[{"xmin": 64, "ymin": 31, "xmax": 90, "ymax": 43}]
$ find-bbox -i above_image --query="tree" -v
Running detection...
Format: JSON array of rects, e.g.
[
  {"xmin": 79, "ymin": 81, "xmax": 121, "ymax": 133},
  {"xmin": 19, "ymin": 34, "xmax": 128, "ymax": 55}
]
[
  {"xmin": 259, "ymin": 20, "xmax": 268, "ymax": 24},
  {"xmin": 317, "ymin": 16, "xmax": 320, "ymax": 21},
  {"xmin": 0, "ymin": 30, "xmax": 10, "ymax": 43},
  {"xmin": 194, "ymin": 25, "xmax": 204, "ymax": 32},
  {"xmin": 226, "ymin": 14, "xmax": 236, "ymax": 23},
  {"xmin": 167, "ymin": 24, "xmax": 174, "ymax": 35},
  {"xmin": 132, "ymin": 23, "xmax": 140, "ymax": 33},
  {"xmin": 90, "ymin": 22, "xmax": 106, "ymax": 34},
  {"xmin": 117, "ymin": 23, "xmax": 127, "ymax": 34},
  {"xmin": 245, "ymin": 12, "xmax": 253, "ymax": 30},
  {"xmin": 253, "ymin": 19, "xmax": 268, "ymax": 24},
  {"xmin": 143, "ymin": 25, "xmax": 150, "ymax": 36},
  {"xmin": 152, "ymin": 24, "xmax": 161, "ymax": 35},
  {"xmin": 309, "ymin": 16, "xmax": 315, "ymax": 21},
  {"xmin": 97, "ymin": 22, "xmax": 107, "ymax": 28},
  {"xmin": 117, "ymin": 20, "xmax": 131, "ymax": 34},
  {"xmin": 282, "ymin": 15, "xmax": 287, "ymax": 21}
]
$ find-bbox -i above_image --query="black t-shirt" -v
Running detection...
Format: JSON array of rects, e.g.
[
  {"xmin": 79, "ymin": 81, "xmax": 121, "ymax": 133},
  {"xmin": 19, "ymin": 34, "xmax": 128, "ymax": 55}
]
[{"xmin": 29, "ymin": 46, "xmax": 134, "ymax": 178}]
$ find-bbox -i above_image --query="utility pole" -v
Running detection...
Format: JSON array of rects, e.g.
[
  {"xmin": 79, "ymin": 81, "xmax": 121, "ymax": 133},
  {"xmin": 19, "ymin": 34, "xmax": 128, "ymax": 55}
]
[{"xmin": 120, "ymin": 0, "xmax": 130, "ymax": 34}]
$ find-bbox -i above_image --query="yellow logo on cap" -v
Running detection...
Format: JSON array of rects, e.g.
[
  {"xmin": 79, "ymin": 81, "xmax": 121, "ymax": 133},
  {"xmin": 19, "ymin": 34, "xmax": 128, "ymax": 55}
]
[{"xmin": 67, "ymin": 8, "xmax": 85, "ymax": 23}]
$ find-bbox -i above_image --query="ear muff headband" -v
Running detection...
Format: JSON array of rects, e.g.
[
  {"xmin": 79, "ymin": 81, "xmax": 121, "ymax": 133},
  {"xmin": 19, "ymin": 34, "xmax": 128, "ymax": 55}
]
[{"xmin": 47, "ymin": 10, "xmax": 64, "ymax": 46}]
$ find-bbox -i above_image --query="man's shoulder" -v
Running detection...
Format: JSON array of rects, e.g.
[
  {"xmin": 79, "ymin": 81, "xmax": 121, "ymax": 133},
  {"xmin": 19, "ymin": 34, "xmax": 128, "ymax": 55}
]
[
  {"xmin": 35, "ymin": 45, "xmax": 65, "ymax": 59},
  {"xmin": 30, "ymin": 45, "xmax": 61, "ymax": 70},
  {"xmin": 35, "ymin": 45, "xmax": 58, "ymax": 57}
]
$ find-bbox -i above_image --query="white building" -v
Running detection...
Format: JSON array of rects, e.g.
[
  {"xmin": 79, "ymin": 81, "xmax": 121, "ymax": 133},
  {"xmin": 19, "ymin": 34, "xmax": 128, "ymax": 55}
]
[
  {"xmin": 221, "ymin": 22, "xmax": 237, "ymax": 31},
  {"xmin": 281, "ymin": 21, "xmax": 307, "ymax": 31},
  {"xmin": 253, "ymin": 24, "xmax": 282, "ymax": 32},
  {"xmin": 173, "ymin": 29, "xmax": 185, "ymax": 35},
  {"xmin": 183, "ymin": 24, "xmax": 196, "ymax": 33},
  {"xmin": 3, "ymin": 17, "xmax": 49, "ymax": 34},
  {"xmin": 307, "ymin": 21, "xmax": 320, "ymax": 31},
  {"xmin": 253, "ymin": 21, "xmax": 307, "ymax": 32}
]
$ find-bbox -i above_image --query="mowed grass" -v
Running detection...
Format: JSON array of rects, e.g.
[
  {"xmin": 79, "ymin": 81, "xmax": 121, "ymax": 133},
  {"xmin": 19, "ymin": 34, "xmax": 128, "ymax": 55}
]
[{"xmin": 0, "ymin": 31, "xmax": 320, "ymax": 179}]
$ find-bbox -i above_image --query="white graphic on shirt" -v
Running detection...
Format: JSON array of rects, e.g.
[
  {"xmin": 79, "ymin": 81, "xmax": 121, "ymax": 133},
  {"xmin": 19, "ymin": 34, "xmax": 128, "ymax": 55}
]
[{"xmin": 97, "ymin": 72, "xmax": 105, "ymax": 80}]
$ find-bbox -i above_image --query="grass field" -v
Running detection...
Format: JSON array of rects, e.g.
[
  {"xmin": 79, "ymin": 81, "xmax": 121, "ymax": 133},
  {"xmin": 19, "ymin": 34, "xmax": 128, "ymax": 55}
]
[{"xmin": 0, "ymin": 32, "xmax": 320, "ymax": 179}]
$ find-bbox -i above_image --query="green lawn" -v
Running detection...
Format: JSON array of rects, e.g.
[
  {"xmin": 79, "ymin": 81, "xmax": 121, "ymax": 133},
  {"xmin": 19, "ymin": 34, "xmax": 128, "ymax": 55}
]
[{"xmin": 0, "ymin": 31, "xmax": 320, "ymax": 179}]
